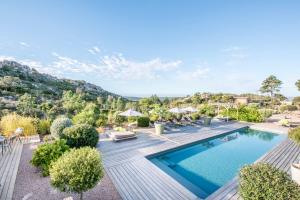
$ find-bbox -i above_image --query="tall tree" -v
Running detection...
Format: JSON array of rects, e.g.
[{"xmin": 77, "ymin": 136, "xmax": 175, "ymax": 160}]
[
  {"xmin": 260, "ymin": 75, "xmax": 282, "ymax": 97},
  {"xmin": 296, "ymin": 80, "xmax": 300, "ymax": 91}
]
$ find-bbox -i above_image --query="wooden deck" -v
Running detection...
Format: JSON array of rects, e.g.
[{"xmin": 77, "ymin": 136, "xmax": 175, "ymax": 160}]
[
  {"xmin": 0, "ymin": 142, "xmax": 23, "ymax": 200},
  {"xmin": 99, "ymin": 121, "xmax": 248, "ymax": 200},
  {"xmin": 207, "ymin": 138, "xmax": 300, "ymax": 200}
]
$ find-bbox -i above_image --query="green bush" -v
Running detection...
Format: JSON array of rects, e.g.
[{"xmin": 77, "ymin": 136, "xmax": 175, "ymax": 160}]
[
  {"xmin": 191, "ymin": 113, "xmax": 200, "ymax": 120},
  {"xmin": 288, "ymin": 127, "xmax": 300, "ymax": 144},
  {"xmin": 62, "ymin": 124, "xmax": 99, "ymax": 148},
  {"xmin": 30, "ymin": 139, "xmax": 69, "ymax": 176},
  {"xmin": 293, "ymin": 96, "xmax": 300, "ymax": 107},
  {"xmin": 222, "ymin": 105, "xmax": 263, "ymax": 122},
  {"xmin": 113, "ymin": 111, "xmax": 126, "ymax": 125},
  {"xmin": 50, "ymin": 147, "xmax": 104, "ymax": 199},
  {"xmin": 280, "ymin": 105, "xmax": 298, "ymax": 113},
  {"xmin": 137, "ymin": 117, "xmax": 150, "ymax": 127},
  {"xmin": 38, "ymin": 119, "xmax": 51, "ymax": 135},
  {"xmin": 73, "ymin": 103, "xmax": 100, "ymax": 126},
  {"xmin": 259, "ymin": 109, "xmax": 274, "ymax": 120},
  {"xmin": 95, "ymin": 114, "xmax": 107, "ymax": 127},
  {"xmin": 239, "ymin": 163, "xmax": 300, "ymax": 200},
  {"xmin": 50, "ymin": 116, "xmax": 72, "ymax": 138}
]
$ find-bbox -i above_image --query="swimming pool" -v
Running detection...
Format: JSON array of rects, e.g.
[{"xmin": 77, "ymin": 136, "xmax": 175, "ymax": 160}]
[{"xmin": 149, "ymin": 127, "xmax": 286, "ymax": 198}]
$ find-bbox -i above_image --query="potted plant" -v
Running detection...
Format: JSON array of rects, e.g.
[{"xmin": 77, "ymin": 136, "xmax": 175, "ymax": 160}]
[
  {"xmin": 151, "ymin": 105, "xmax": 167, "ymax": 135},
  {"xmin": 203, "ymin": 109, "xmax": 215, "ymax": 126},
  {"xmin": 289, "ymin": 127, "xmax": 300, "ymax": 185}
]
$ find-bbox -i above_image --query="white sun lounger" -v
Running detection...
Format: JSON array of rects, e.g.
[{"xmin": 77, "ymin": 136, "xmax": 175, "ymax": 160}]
[{"xmin": 109, "ymin": 131, "xmax": 137, "ymax": 142}]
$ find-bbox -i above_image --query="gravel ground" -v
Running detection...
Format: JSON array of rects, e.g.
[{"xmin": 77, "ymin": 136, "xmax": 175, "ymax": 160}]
[{"xmin": 13, "ymin": 143, "xmax": 122, "ymax": 200}]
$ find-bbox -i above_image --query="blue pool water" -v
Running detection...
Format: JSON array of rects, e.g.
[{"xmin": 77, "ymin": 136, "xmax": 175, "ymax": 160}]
[{"xmin": 150, "ymin": 128, "xmax": 286, "ymax": 198}]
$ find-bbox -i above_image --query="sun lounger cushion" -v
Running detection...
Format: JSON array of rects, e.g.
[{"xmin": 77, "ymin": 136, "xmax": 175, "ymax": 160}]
[{"xmin": 110, "ymin": 131, "xmax": 137, "ymax": 141}]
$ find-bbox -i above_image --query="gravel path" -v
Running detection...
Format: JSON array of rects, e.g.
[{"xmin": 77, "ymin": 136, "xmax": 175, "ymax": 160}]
[{"xmin": 13, "ymin": 143, "xmax": 122, "ymax": 200}]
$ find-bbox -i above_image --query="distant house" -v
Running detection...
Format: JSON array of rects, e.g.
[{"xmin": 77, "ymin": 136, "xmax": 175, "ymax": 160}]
[{"xmin": 234, "ymin": 97, "xmax": 249, "ymax": 105}]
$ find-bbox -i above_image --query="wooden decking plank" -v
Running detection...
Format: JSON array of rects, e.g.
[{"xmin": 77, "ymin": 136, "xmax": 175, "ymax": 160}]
[
  {"xmin": 138, "ymin": 159, "xmax": 196, "ymax": 200},
  {"xmin": 108, "ymin": 167, "xmax": 134, "ymax": 200},
  {"xmin": 122, "ymin": 163, "xmax": 158, "ymax": 200},
  {"xmin": 6, "ymin": 143, "xmax": 23, "ymax": 200},
  {"xmin": 130, "ymin": 160, "xmax": 176, "ymax": 200},
  {"xmin": 276, "ymin": 141, "xmax": 299, "ymax": 170},
  {"xmin": 0, "ymin": 143, "xmax": 19, "ymax": 199}
]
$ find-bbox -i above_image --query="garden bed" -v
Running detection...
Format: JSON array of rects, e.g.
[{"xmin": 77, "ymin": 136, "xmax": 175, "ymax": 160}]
[{"xmin": 13, "ymin": 143, "xmax": 121, "ymax": 200}]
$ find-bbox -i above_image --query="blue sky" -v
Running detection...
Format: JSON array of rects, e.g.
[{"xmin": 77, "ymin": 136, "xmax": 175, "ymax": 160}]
[{"xmin": 0, "ymin": 0, "xmax": 300, "ymax": 97}]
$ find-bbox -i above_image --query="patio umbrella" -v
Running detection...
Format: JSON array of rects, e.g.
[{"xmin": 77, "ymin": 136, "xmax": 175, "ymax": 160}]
[
  {"xmin": 169, "ymin": 107, "xmax": 185, "ymax": 114},
  {"xmin": 182, "ymin": 107, "xmax": 198, "ymax": 113},
  {"xmin": 118, "ymin": 109, "xmax": 143, "ymax": 117}
]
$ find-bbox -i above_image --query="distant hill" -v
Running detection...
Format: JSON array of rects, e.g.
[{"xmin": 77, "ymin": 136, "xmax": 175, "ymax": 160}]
[{"xmin": 0, "ymin": 60, "xmax": 122, "ymax": 109}]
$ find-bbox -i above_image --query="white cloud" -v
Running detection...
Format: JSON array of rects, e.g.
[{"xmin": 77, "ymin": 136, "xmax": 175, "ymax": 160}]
[
  {"xmin": 222, "ymin": 46, "xmax": 248, "ymax": 66},
  {"xmin": 19, "ymin": 42, "xmax": 30, "ymax": 47},
  {"xmin": 222, "ymin": 46, "xmax": 243, "ymax": 52},
  {"xmin": 50, "ymin": 53, "xmax": 182, "ymax": 80},
  {"xmin": 88, "ymin": 46, "xmax": 101, "ymax": 55},
  {"xmin": 177, "ymin": 66, "xmax": 210, "ymax": 80},
  {"xmin": 0, "ymin": 52, "xmax": 182, "ymax": 81},
  {"xmin": 0, "ymin": 55, "xmax": 16, "ymax": 61}
]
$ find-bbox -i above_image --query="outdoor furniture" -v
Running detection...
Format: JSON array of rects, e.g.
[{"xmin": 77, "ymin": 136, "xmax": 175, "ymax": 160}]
[
  {"xmin": 0, "ymin": 135, "xmax": 14, "ymax": 155},
  {"xmin": 12, "ymin": 127, "xmax": 23, "ymax": 143},
  {"xmin": 109, "ymin": 131, "xmax": 137, "ymax": 142}
]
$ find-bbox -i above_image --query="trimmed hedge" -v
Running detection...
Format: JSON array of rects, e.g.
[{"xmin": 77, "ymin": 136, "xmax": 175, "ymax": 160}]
[
  {"xmin": 30, "ymin": 139, "xmax": 70, "ymax": 176},
  {"xmin": 137, "ymin": 117, "xmax": 150, "ymax": 127},
  {"xmin": 50, "ymin": 117, "xmax": 72, "ymax": 138},
  {"xmin": 62, "ymin": 124, "xmax": 99, "ymax": 148},
  {"xmin": 289, "ymin": 127, "xmax": 300, "ymax": 144},
  {"xmin": 50, "ymin": 147, "xmax": 104, "ymax": 198},
  {"xmin": 239, "ymin": 163, "xmax": 300, "ymax": 200}
]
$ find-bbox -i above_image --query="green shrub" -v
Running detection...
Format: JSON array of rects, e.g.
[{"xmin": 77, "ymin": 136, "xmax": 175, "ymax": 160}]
[
  {"xmin": 293, "ymin": 96, "xmax": 300, "ymax": 107},
  {"xmin": 259, "ymin": 109, "xmax": 274, "ymax": 119},
  {"xmin": 191, "ymin": 113, "xmax": 200, "ymax": 120},
  {"xmin": 239, "ymin": 163, "xmax": 300, "ymax": 200},
  {"xmin": 50, "ymin": 147, "xmax": 104, "ymax": 199},
  {"xmin": 73, "ymin": 103, "xmax": 100, "ymax": 126},
  {"xmin": 280, "ymin": 105, "xmax": 298, "ymax": 113},
  {"xmin": 62, "ymin": 124, "xmax": 99, "ymax": 148},
  {"xmin": 113, "ymin": 111, "xmax": 126, "ymax": 125},
  {"xmin": 38, "ymin": 119, "xmax": 51, "ymax": 135},
  {"xmin": 289, "ymin": 127, "xmax": 300, "ymax": 144},
  {"xmin": 137, "ymin": 117, "xmax": 150, "ymax": 127},
  {"xmin": 279, "ymin": 119, "xmax": 290, "ymax": 126},
  {"xmin": 95, "ymin": 114, "xmax": 107, "ymax": 127},
  {"xmin": 30, "ymin": 139, "xmax": 70, "ymax": 176},
  {"xmin": 222, "ymin": 106, "xmax": 263, "ymax": 122},
  {"xmin": 50, "ymin": 116, "xmax": 72, "ymax": 138}
]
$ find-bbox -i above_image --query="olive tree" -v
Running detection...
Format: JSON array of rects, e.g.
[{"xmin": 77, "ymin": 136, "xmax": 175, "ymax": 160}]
[{"xmin": 50, "ymin": 147, "xmax": 104, "ymax": 200}]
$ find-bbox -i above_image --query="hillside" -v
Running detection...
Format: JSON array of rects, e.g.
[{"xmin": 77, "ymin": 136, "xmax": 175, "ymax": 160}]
[{"xmin": 0, "ymin": 60, "xmax": 121, "ymax": 109}]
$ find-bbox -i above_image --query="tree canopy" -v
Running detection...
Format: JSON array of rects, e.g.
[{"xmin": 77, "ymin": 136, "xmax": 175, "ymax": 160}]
[
  {"xmin": 260, "ymin": 75, "xmax": 282, "ymax": 97},
  {"xmin": 296, "ymin": 80, "xmax": 300, "ymax": 91}
]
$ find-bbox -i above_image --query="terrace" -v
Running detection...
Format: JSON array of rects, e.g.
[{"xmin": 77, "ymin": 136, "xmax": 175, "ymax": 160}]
[{"xmin": 98, "ymin": 120, "xmax": 297, "ymax": 200}]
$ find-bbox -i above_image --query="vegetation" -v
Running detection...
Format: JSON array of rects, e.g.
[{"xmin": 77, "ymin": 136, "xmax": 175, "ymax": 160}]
[
  {"xmin": 31, "ymin": 139, "xmax": 70, "ymax": 176},
  {"xmin": 50, "ymin": 147, "xmax": 104, "ymax": 200},
  {"xmin": 73, "ymin": 103, "xmax": 100, "ymax": 126},
  {"xmin": 288, "ymin": 127, "xmax": 300, "ymax": 144},
  {"xmin": 62, "ymin": 124, "xmax": 99, "ymax": 148},
  {"xmin": 221, "ymin": 105, "xmax": 263, "ymax": 122},
  {"xmin": 137, "ymin": 117, "xmax": 150, "ymax": 127},
  {"xmin": 260, "ymin": 75, "xmax": 282, "ymax": 97},
  {"xmin": 50, "ymin": 117, "xmax": 72, "ymax": 138},
  {"xmin": 239, "ymin": 163, "xmax": 300, "ymax": 200},
  {"xmin": 38, "ymin": 119, "xmax": 51, "ymax": 135},
  {"xmin": 0, "ymin": 113, "xmax": 37, "ymax": 136},
  {"xmin": 279, "ymin": 105, "xmax": 298, "ymax": 113},
  {"xmin": 296, "ymin": 80, "xmax": 300, "ymax": 91}
]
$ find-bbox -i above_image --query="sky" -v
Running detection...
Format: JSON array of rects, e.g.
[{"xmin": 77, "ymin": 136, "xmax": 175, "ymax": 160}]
[{"xmin": 0, "ymin": 0, "xmax": 300, "ymax": 97}]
